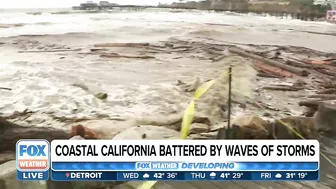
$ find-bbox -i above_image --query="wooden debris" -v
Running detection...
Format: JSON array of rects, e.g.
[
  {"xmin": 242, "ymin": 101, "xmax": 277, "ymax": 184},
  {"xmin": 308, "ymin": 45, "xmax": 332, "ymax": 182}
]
[
  {"xmin": 210, "ymin": 55, "xmax": 226, "ymax": 62},
  {"xmin": 90, "ymin": 48, "xmax": 108, "ymax": 52},
  {"xmin": 257, "ymin": 73, "xmax": 280, "ymax": 78},
  {"xmin": 18, "ymin": 48, "xmax": 81, "ymax": 53},
  {"xmin": 321, "ymin": 81, "xmax": 336, "ymax": 89},
  {"xmin": 310, "ymin": 59, "xmax": 330, "ymax": 65},
  {"xmin": 100, "ymin": 53, "xmax": 154, "ymax": 59},
  {"xmin": 285, "ymin": 58, "xmax": 311, "ymax": 68},
  {"xmin": 254, "ymin": 61, "xmax": 296, "ymax": 78},
  {"xmin": 306, "ymin": 94, "xmax": 336, "ymax": 100},
  {"xmin": 318, "ymin": 89, "xmax": 336, "ymax": 94},
  {"xmin": 94, "ymin": 43, "xmax": 149, "ymax": 48},
  {"xmin": 299, "ymin": 100, "xmax": 320, "ymax": 109},
  {"xmin": 229, "ymin": 47, "xmax": 309, "ymax": 76},
  {"xmin": 50, "ymin": 115, "xmax": 92, "ymax": 123},
  {"xmin": 0, "ymin": 87, "xmax": 11, "ymax": 91},
  {"xmin": 263, "ymin": 85, "xmax": 303, "ymax": 91},
  {"xmin": 172, "ymin": 45, "xmax": 192, "ymax": 49}
]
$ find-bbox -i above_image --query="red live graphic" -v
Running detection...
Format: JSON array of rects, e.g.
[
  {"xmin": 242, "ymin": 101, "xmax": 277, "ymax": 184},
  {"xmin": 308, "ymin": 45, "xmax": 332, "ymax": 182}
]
[{"xmin": 18, "ymin": 159, "xmax": 48, "ymax": 169}]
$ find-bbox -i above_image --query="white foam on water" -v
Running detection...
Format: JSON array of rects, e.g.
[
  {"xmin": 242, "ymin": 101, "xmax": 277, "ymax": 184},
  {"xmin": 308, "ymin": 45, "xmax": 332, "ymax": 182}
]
[{"xmin": 0, "ymin": 9, "xmax": 335, "ymax": 119}]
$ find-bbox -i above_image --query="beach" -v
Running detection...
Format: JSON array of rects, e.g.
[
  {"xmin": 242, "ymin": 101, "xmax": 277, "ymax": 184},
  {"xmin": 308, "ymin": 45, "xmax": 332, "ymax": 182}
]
[
  {"xmin": 1, "ymin": 8, "xmax": 336, "ymax": 189},
  {"xmin": 1, "ymin": 9, "xmax": 336, "ymax": 123}
]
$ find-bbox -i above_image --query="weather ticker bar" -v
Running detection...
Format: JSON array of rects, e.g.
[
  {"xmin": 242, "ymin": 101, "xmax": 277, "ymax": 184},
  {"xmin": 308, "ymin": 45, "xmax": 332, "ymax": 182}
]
[{"xmin": 49, "ymin": 171, "xmax": 319, "ymax": 181}]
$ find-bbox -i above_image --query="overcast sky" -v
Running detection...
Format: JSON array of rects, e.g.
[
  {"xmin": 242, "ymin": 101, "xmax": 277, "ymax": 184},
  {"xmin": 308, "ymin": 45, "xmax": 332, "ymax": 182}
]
[{"xmin": 1, "ymin": 0, "xmax": 180, "ymax": 9}]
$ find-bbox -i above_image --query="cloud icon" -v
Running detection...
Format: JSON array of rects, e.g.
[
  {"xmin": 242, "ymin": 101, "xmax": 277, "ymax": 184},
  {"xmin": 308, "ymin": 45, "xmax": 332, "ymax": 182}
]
[
  {"xmin": 275, "ymin": 173, "xmax": 282, "ymax": 179},
  {"xmin": 143, "ymin": 173, "xmax": 150, "ymax": 178},
  {"xmin": 210, "ymin": 172, "xmax": 216, "ymax": 177}
]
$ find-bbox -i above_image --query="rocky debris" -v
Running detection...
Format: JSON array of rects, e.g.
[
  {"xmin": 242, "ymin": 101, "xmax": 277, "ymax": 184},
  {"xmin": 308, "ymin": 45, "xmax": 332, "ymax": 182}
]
[
  {"xmin": 94, "ymin": 92, "xmax": 108, "ymax": 100},
  {"xmin": 70, "ymin": 119, "xmax": 137, "ymax": 139},
  {"xmin": 0, "ymin": 117, "xmax": 70, "ymax": 153},
  {"xmin": 218, "ymin": 114, "xmax": 317, "ymax": 139},
  {"xmin": 190, "ymin": 123, "xmax": 210, "ymax": 134},
  {"xmin": 112, "ymin": 125, "xmax": 180, "ymax": 139},
  {"xmin": 273, "ymin": 116, "xmax": 316, "ymax": 139},
  {"xmin": 314, "ymin": 101, "xmax": 336, "ymax": 137},
  {"xmin": 0, "ymin": 161, "xmax": 47, "ymax": 189},
  {"xmin": 0, "ymin": 152, "xmax": 15, "ymax": 164}
]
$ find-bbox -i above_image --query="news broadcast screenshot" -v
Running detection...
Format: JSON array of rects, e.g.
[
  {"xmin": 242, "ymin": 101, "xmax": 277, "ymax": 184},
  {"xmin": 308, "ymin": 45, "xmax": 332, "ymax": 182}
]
[{"xmin": 1, "ymin": 0, "xmax": 336, "ymax": 189}]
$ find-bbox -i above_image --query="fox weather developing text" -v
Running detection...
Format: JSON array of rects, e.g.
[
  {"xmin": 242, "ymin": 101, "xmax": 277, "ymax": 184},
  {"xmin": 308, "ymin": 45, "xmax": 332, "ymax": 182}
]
[{"xmin": 16, "ymin": 139, "xmax": 50, "ymax": 181}]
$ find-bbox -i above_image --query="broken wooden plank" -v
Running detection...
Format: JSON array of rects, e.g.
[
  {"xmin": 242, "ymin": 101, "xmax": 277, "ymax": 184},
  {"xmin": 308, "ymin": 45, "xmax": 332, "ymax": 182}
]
[
  {"xmin": 263, "ymin": 86, "xmax": 303, "ymax": 91},
  {"xmin": 94, "ymin": 43, "xmax": 150, "ymax": 48},
  {"xmin": 298, "ymin": 100, "xmax": 320, "ymax": 109},
  {"xmin": 285, "ymin": 58, "xmax": 312, "ymax": 68},
  {"xmin": 229, "ymin": 47, "xmax": 309, "ymax": 76},
  {"xmin": 254, "ymin": 62, "xmax": 296, "ymax": 78},
  {"xmin": 100, "ymin": 53, "xmax": 154, "ymax": 59},
  {"xmin": 318, "ymin": 89, "xmax": 336, "ymax": 94},
  {"xmin": 0, "ymin": 87, "xmax": 11, "ymax": 91},
  {"xmin": 18, "ymin": 48, "xmax": 81, "ymax": 53},
  {"xmin": 257, "ymin": 73, "xmax": 280, "ymax": 78}
]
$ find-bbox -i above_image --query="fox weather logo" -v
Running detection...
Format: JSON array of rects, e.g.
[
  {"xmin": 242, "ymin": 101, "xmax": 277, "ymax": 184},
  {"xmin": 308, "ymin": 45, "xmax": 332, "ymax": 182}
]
[{"xmin": 16, "ymin": 139, "xmax": 50, "ymax": 181}]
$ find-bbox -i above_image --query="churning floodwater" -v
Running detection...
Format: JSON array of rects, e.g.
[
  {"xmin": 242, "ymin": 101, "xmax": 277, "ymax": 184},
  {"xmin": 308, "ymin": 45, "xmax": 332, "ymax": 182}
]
[{"xmin": 0, "ymin": 8, "xmax": 335, "ymax": 122}]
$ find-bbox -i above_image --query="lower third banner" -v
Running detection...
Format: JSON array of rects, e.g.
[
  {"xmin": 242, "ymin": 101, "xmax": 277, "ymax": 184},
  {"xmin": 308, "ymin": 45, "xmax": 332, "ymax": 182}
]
[{"xmin": 51, "ymin": 171, "xmax": 319, "ymax": 181}]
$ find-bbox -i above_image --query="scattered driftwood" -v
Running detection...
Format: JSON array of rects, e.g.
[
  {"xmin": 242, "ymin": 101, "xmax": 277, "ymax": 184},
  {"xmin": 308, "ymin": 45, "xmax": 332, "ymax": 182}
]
[
  {"xmin": 94, "ymin": 43, "xmax": 149, "ymax": 48},
  {"xmin": 321, "ymin": 81, "xmax": 336, "ymax": 89},
  {"xmin": 100, "ymin": 53, "xmax": 154, "ymax": 59},
  {"xmin": 299, "ymin": 100, "xmax": 320, "ymax": 109},
  {"xmin": 318, "ymin": 89, "xmax": 336, "ymax": 94},
  {"xmin": 18, "ymin": 48, "xmax": 81, "ymax": 53},
  {"xmin": 229, "ymin": 47, "xmax": 309, "ymax": 76},
  {"xmin": 254, "ymin": 61, "xmax": 296, "ymax": 77},
  {"xmin": 205, "ymin": 49, "xmax": 224, "ymax": 56},
  {"xmin": 172, "ymin": 45, "xmax": 192, "ymax": 49},
  {"xmin": 247, "ymin": 101, "xmax": 280, "ymax": 111},
  {"xmin": 257, "ymin": 73, "xmax": 280, "ymax": 78},
  {"xmin": 50, "ymin": 115, "xmax": 93, "ymax": 123},
  {"xmin": 306, "ymin": 94, "xmax": 336, "ymax": 100},
  {"xmin": 0, "ymin": 87, "xmax": 11, "ymax": 91},
  {"xmin": 263, "ymin": 85, "xmax": 303, "ymax": 91},
  {"xmin": 285, "ymin": 58, "xmax": 312, "ymax": 68},
  {"xmin": 90, "ymin": 48, "xmax": 108, "ymax": 52},
  {"xmin": 210, "ymin": 55, "xmax": 226, "ymax": 62}
]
